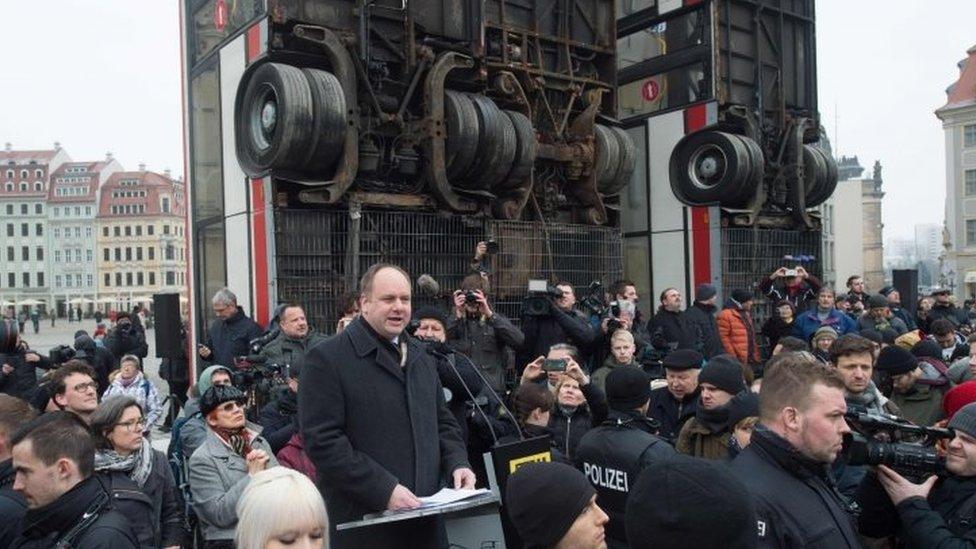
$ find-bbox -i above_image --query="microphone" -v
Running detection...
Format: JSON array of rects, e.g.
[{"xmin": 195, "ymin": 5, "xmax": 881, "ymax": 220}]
[
  {"xmin": 425, "ymin": 340, "xmax": 524, "ymax": 441},
  {"xmin": 417, "ymin": 274, "xmax": 441, "ymax": 297}
]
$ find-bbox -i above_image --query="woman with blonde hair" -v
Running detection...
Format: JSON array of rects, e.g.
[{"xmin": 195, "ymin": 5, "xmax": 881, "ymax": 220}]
[{"xmin": 235, "ymin": 467, "xmax": 329, "ymax": 549}]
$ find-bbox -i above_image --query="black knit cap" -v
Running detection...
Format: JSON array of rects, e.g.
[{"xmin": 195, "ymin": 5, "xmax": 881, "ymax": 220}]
[
  {"xmin": 727, "ymin": 391, "xmax": 760, "ymax": 427},
  {"xmin": 880, "ymin": 328, "xmax": 898, "ymax": 346},
  {"xmin": 731, "ymin": 289, "xmax": 753, "ymax": 304},
  {"xmin": 699, "ymin": 355, "xmax": 747, "ymax": 395},
  {"xmin": 200, "ymin": 385, "xmax": 247, "ymax": 417},
  {"xmin": 876, "ymin": 345, "xmax": 919, "ymax": 376},
  {"xmin": 506, "ymin": 462, "xmax": 596, "ymax": 548},
  {"xmin": 412, "ymin": 306, "xmax": 447, "ymax": 328},
  {"xmin": 912, "ymin": 340, "xmax": 944, "ymax": 362},
  {"xmin": 626, "ymin": 454, "xmax": 757, "ymax": 549},
  {"xmin": 605, "ymin": 367, "xmax": 651, "ymax": 411},
  {"xmin": 662, "ymin": 349, "xmax": 704, "ymax": 370},
  {"xmin": 859, "ymin": 329, "xmax": 882, "ymax": 345},
  {"xmin": 867, "ymin": 294, "xmax": 888, "ymax": 309}
]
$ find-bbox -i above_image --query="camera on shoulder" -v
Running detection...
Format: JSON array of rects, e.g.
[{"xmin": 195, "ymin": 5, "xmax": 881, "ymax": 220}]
[
  {"xmin": 842, "ymin": 405, "xmax": 952, "ymax": 481},
  {"xmin": 523, "ymin": 280, "xmax": 563, "ymax": 316}
]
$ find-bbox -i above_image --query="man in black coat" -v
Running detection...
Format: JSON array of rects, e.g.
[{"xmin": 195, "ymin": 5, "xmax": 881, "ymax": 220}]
[
  {"xmin": 196, "ymin": 288, "xmax": 264, "ymax": 370},
  {"xmin": 72, "ymin": 333, "xmax": 114, "ymax": 398},
  {"xmin": 730, "ymin": 353, "xmax": 860, "ymax": 548},
  {"xmin": 102, "ymin": 312, "xmax": 148, "ymax": 367},
  {"xmin": 647, "ymin": 349, "xmax": 701, "ymax": 442},
  {"xmin": 517, "ymin": 281, "xmax": 598, "ymax": 372},
  {"xmin": 0, "ymin": 394, "xmax": 36, "ymax": 548},
  {"xmin": 299, "ymin": 264, "xmax": 474, "ymax": 549},
  {"xmin": 858, "ymin": 401, "xmax": 976, "ymax": 547},
  {"xmin": 8, "ymin": 412, "xmax": 138, "ymax": 548},
  {"xmin": 923, "ymin": 288, "xmax": 970, "ymax": 332},
  {"xmin": 682, "ymin": 284, "xmax": 724, "ymax": 358},
  {"xmin": 575, "ymin": 367, "xmax": 675, "ymax": 547},
  {"xmin": 647, "ymin": 288, "xmax": 696, "ymax": 358}
]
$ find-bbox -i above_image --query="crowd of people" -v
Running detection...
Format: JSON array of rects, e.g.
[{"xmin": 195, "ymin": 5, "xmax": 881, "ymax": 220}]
[{"xmin": 4, "ymin": 250, "xmax": 976, "ymax": 548}]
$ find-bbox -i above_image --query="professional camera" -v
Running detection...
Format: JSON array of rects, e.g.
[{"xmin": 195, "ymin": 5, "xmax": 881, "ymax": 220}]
[
  {"xmin": 232, "ymin": 355, "xmax": 289, "ymax": 420},
  {"xmin": 579, "ymin": 280, "xmax": 607, "ymax": 317},
  {"xmin": 464, "ymin": 290, "xmax": 479, "ymax": 304},
  {"xmin": 842, "ymin": 404, "xmax": 952, "ymax": 481},
  {"xmin": 49, "ymin": 344, "xmax": 76, "ymax": 364},
  {"xmin": 522, "ymin": 279, "xmax": 563, "ymax": 316},
  {"xmin": 485, "ymin": 238, "xmax": 499, "ymax": 255},
  {"xmin": 248, "ymin": 330, "xmax": 278, "ymax": 355}
]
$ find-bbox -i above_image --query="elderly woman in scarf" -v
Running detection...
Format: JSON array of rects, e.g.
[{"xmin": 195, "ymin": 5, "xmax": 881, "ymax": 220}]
[
  {"xmin": 188, "ymin": 384, "xmax": 277, "ymax": 549},
  {"xmin": 91, "ymin": 395, "xmax": 185, "ymax": 548},
  {"xmin": 102, "ymin": 354, "xmax": 163, "ymax": 430}
]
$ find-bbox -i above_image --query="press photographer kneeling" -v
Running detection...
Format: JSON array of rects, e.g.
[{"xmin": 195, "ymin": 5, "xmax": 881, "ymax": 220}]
[{"xmin": 857, "ymin": 401, "xmax": 976, "ymax": 546}]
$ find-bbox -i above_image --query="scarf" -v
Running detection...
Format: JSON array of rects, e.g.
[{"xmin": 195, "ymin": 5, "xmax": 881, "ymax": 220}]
[
  {"xmin": 696, "ymin": 402, "xmax": 733, "ymax": 434},
  {"xmin": 119, "ymin": 373, "xmax": 139, "ymax": 388},
  {"xmin": 213, "ymin": 425, "xmax": 253, "ymax": 458},
  {"xmin": 846, "ymin": 381, "xmax": 887, "ymax": 414},
  {"xmin": 93, "ymin": 437, "xmax": 154, "ymax": 487}
]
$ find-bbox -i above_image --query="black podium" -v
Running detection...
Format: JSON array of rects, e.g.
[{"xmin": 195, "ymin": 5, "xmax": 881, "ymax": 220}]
[{"xmin": 336, "ymin": 493, "xmax": 506, "ymax": 548}]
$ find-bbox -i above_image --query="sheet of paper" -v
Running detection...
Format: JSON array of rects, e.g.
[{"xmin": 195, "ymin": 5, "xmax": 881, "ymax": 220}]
[{"xmin": 418, "ymin": 488, "xmax": 491, "ymax": 507}]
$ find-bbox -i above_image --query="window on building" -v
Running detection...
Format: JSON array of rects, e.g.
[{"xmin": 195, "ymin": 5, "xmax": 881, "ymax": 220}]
[
  {"xmin": 126, "ymin": 272, "xmax": 133, "ymax": 286},
  {"xmin": 74, "ymin": 274, "xmax": 80, "ymax": 287},
  {"xmin": 103, "ymin": 248, "xmax": 109, "ymax": 261},
  {"xmin": 5, "ymin": 224, "xmax": 11, "ymax": 237},
  {"xmin": 163, "ymin": 225, "xmax": 170, "ymax": 235},
  {"xmin": 114, "ymin": 248, "xmax": 121, "ymax": 261},
  {"xmin": 115, "ymin": 273, "xmax": 122, "ymax": 286},
  {"xmin": 86, "ymin": 249, "xmax": 92, "ymax": 262},
  {"xmin": 20, "ymin": 223, "xmax": 27, "ymax": 237},
  {"xmin": 85, "ymin": 226, "xmax": 91, "ymax": 237},
  {"xmin": 137, "ymin": 272, "xmax": 144, "ymax": 286},
  {"xmin": 85, "ymin": 206, "xmax": 91, "ymax": 216},
  {"xmin": 21, "ymin": 246, "xmax": 28, "ymax": 261},
  {"xmin": 74, "ymin": 249, "xmax": 81, "ymax": 262},
  {"xmin": 125, "ymin": 226, "xmax": 131, "ymax": 236},
  {"xmin": 55, "ymin": 275, "xmax": 62, "ymax": 288},
  {"xmin": 20, "ymin": 204, "xmax": 27, "ymax": 215},
  {"xmin": 166, "ymin": 271, "xmax": 175, "ymax": 285},
  {"xmin": 37, "ymin": 273, "xmax": 44, "ymax": 287},
  {"xmin": 34, "ymin": 182, "xmax": 42, "ymax": 192},
  {"xmin": 55, "ymin": 250, "xmax": 61, "ymax": 263},
  {"xmin": 135, "ymin": 225, "xmax": 142, "ymax": 236},
  {"xmin": 148, "ymin": 247, "xmax": 155, "ymax": 260},
  {"xmin": 4, "ymin": 205, "xmax": 11, "ymax": 215},
  {"xmin": 125, "ymin": 247, "xmax": 132, "ymax": 261},
  {"xmin": 35, "ymin": 204, "xmax": 42, "ymax": 214},
  {"xmin": 968, "ymin": 219, "xmax": 976, "ymax": 246},
  {"xmin": 966, "ymin": 125, "xmax": 976, "ymax": 148},
  {"xmin": 22, "ymin": 273, "xmax": 29, "ymax": 288},
  {"xmin": 36, "ymin": 224, "xmax": 43, "ymax": 236},
  {"xmin": 86, "ymin": 274, "xmax": 93, "ymax": 287},
  {"xmin": 6, "ymin": 273, "xmax": 13, "ymax": 288},
  {"xmin": 967, "ymin": 170, "xmax": 976, "ymax": 197},
  {"xmin": 147, "ymin": 225, "xmax": 154, "ymax": 236},
  {"xmin": 136, "ymin": 247, "xmax": 143, "ymax": 261},
  {"xmin": 114, "ymin": 226, "xmax": 120, "ymax": 237},
  {"xmin": 102, "ymin": 226, "xmax": 108, "ymax": 237},
  {"xmin": 66, "ymin": 275, "xmax": 73, "ymax": 287},
  {"xmin": 104, "ymin": 273, "xmax": 111, "ymax": 287},
  {"xmin": 54, "ymin": 207, "xmax": 59, "ymax": 216},
  {"xmin": 20, "ymin": 170, "xmax": 27, "ymax": 179},
  {"xmin": 73, "ymin": 207, "xmax": 80, "ymax": 216},
  {"xmin": 19, "ymin": 183, "xmax": 27, "ymax": 191},
  {"xmin": 5, "ymin": 247, "xmax": 12, "ymax": 261},
  {"xmin": 36, "ymin": 247, "xmax": 43, "ymax": 261},
  {"xmin": 53, "ymin": 227, "xmax": 60, "ymax": 238},
  {"xmin": 165, "ymin": 244, "xmax": 175, "ymax": 260},
  {"xmin": 162, "ymin": 197, "xmax": 171, "ymax": 213},
  {"xmin": 149, "ymin": 272, "xmax": 156, "ymax": 285}
]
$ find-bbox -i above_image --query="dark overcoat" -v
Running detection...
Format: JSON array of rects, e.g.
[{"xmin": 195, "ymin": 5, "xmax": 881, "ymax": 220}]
[{"xmin": 299, "ymin": 316, "xmax": 469, "ymax": 549}]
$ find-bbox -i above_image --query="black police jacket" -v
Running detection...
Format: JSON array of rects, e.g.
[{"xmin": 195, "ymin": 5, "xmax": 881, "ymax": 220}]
[
  {"xmin": 647, "ymin": 386, "xmax": 698, "ymax": 443},
  {"xmin": 858, "ymin": 470, "xmax": 976, "ymax": 547},
  {"xmin": 10, "ymin": 476, "xmax": 139, "ymax": 549},
  {"xmin": 575, "ymin": 410, "xmax": 676, "ymax": 545},
  {"xmin": 730, "ymin": 426, "xmax": 860, "ymax": 548}
]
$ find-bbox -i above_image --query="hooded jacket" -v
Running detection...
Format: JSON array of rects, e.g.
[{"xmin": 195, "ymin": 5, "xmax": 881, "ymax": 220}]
[{"xmin": 717, "ymin": 303, "xmax": 760, "ymax": 365}]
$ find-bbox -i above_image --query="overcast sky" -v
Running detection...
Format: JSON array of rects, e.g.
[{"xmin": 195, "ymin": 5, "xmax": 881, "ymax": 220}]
[{"xmin": 0, "ymin": 1, "xmax": 973, "ymax": 239}]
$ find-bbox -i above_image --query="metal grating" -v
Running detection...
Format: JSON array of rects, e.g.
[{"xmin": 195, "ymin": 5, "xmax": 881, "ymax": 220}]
[{"xmin": 274, "ymin": 207, "xmax": 623, "ymax": 334}]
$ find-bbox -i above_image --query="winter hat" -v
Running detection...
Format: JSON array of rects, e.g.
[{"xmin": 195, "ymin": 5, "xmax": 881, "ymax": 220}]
[
  {"xmin": 605, "ymin": 367, "xmax": 652, "ymax": 411},
  {"xmin": 932, "ymin": 288, "xmax": 951, "ymax": 296},
  {"xmin": 895, "ymin": 330, "xmax": 922, "ymax": 351},
  {"xmin": 198, "ymin": 365, "xmax": 233, "ymax": 396},
  {"xmin": 867, "ymin": 294, "xmax": 889, "ymax": 309},
  {"xmin": 879, "ymin": 286, "xmax": 896, "ymax": 297},
  {"xmin": 912, "ymin": 340, "xmax": 944, "ymax": 362},
  {"xmin": 859, "ymin": 329, "xmax": 882, "ymax": 345},
  {"xmin": 662, "ymin": 349, "xmax": 704, "ymax": 370},
  {"xmin": 505, "ymin": 462, "xmax": 596, "ymax": 549},
  {"xmin": 944, "ymin": 382, "xmax": 976, "ymax": 421},
  {"xmin": 949, "ymin": 402, "xmax": 976, "ymax": 439},
  {"xmin": 726, "ymin": 391, "xmax": 760, "ymax": 427},
  {"xmin": 29, "ymin": 382, "xmax": 53, "ymax": 413},
  {"xmin": 695, "ymin": 284, "xmax": 717, "ymax": 302},
  {"xmin": 812, "ymin": 326, "xmax": 838, "ymax": 343},
  {"xmin": 412, "ymin": 306, "xmax": 447, "ymax": 328},
  {"xmin": 731, "ymin": 289, "xmax": 753, "ymax": 304},
  {"xmin": 699, "ymin": 355, "xmax": 747, "ymax": 395},
  {"xmin": 625, "ymin": 454, "xmax": 757, "ymax": 549},
  {"xmin": 73, "ymin": 334, "xmax": 96, "ymax": 360},
  {"xmin": 199, "ymin": 384, "xmax": 248, "ymax": 417},
  {"xmin": 875, "ymin": 346, "xmax": 919, "ymax": 376},
  {"xmin": 880, "ymin": 328, "xmax": 898, "ymax": 346}
]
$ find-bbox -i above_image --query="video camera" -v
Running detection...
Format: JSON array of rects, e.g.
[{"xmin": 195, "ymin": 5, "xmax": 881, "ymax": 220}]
[
  {"xmin": 842, "ymin": 404, "xmax": 952, "ymax": 481},
  {"xmin": 50, "ymin": 344, "xmax": 76, "ymax": 365},
  {"xmin": 578, "ymin": 280, "xmax": 607, "ymax": 317},
  {"xmin": 522, "ymin": 280, "xmax": 564, "ymax": 316},
  {"xmin": 248, "ymin": 330, "xmax": 279, "ymax": 355}
]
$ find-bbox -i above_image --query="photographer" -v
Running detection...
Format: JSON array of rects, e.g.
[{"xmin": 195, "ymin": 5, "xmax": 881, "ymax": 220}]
[
  {"xmin": 447, "ymin": 274, "xmax": 524, "ymax": 393},
  {"xmin": 518, "ymin": 282, "xmax": 598, "ymax": 371},
  {"xmin": 257, "ymin": 358, "xmax": 302, "ymax": 455},
  {"xmin": 256, "ymin": 303, "xmax": 326, "ymax": 377},
  {"xmin": 609, "ymin": 279, "xmax": 650, "ymax": 349},
  {"xmin": 73, "ymin": 331, "xmax": 113, "ymax": 398},
  {"xmin": 1, "ymin": 320, "xmax": 52, "ymax": 401},
  {"xmin": 103, "ymin": 311, "xmax": 148, "ymax": 367},
  {"xmin": 759, "ymin": 265, "xmax": 821, "ymax": 313},
  {"xmin": 857, "ymin": 402, "xmax": 976, "ymax": 547},
  {"xmin": 197, "ymin": 288, "xmax": 264, "ymax": 370}
]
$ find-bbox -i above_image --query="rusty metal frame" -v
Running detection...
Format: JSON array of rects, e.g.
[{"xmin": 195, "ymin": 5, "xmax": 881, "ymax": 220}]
[{"xmin": 565, "ymin": 88, "xmax": 607, "ymax": 225}]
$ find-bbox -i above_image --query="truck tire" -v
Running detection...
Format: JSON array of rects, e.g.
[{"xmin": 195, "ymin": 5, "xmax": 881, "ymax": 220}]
[
  {"xmin": 602, "ymin": 126, "xmax": 637, "ymax": 195},
  {"xmin": 729, "ymin": 134, "xmax": 764, "ymax": 207},
  {"xmin": 477, "ymin": 106, "xmax": 518, "ymax": 189},
  {"xmin": 594, "ymin": 125, "xmax": 620, "ymax": 188},
  {"xmin": 461, "ymin": 94, "xmax": 509, "ymax": 191},
  {"xmin": 445, "ymin": 91, "xmax": 479, "ymax": 180},
  {"xmin": 235, "ymin": 62, "xmax": 315, "ymax": 176},
  {"xmin": 301, "ymin": 68, "xmax": 347, "ymax": 173},
  {"xmin": 805, "ymin": 146, "xmax": 838, "ymax": 208},
  {"xmin": 500, "ymin": 110, "xmax": 537, "ymax": 190},
  {"xmin": 670, "ymin": 130, "xmax": 751, "ymax": 206}
]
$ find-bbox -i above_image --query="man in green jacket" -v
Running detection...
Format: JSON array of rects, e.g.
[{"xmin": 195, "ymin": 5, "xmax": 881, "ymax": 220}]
[
  {"xmin": 258, "ymin": 303, "xmax": 327, "ymax": 374},
  {"xmin": 877, "ymin": 345, "xmax": 946, "ymax": 427}
]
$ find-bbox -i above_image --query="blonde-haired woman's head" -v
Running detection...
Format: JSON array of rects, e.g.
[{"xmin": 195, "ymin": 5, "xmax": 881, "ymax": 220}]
[{"xmin": 235, "ymin": 467, "xmax": 329, "ymax": 549}]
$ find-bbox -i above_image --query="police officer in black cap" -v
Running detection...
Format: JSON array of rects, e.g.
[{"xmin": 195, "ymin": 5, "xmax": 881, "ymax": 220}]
[
  {"xmin": 575, "ymin": 367, "xmax": 675, "ymax": 548},
  {"xmin": 647, "ymin": 349, "xmax": 702, "ymax": 442}
]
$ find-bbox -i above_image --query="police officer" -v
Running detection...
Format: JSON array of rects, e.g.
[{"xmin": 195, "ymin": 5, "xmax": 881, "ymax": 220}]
[
  {"xmin": 858, "ymin": 401, "xmax": 976, "ymax": 546},
  {"xmin": 575, "ymin": 367, "xmax": 675, "ymax": 548}
]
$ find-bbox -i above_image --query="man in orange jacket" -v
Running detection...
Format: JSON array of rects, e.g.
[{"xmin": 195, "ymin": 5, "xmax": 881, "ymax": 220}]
[{"xmin": 717, "ymin": 289, "xmax": 760, "ymax": 373}]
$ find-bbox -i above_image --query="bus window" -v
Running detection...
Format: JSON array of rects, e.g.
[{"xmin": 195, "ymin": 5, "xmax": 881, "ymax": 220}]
[
  {"xmin": 618, "ymin": 63, "xmax": 707, "ymax": 118},
  {"xmin": 189, "ymin": 61, "xmax": 223, "ymax": 222}
]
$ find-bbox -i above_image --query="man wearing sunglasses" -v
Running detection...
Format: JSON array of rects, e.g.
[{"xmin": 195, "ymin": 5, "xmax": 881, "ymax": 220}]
[{"xmin": 48, "ymin": 361, "xmax": 100, "ymax": 424}]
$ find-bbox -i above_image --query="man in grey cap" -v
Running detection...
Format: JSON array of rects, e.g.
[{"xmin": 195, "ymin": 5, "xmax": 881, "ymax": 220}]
[{"xmin": 858, "ymin": 401, "xmax": 976, "ymax": 546}]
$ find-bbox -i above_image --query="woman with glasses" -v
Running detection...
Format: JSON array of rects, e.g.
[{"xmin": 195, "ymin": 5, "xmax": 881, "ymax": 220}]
[
  {"xmin": 91, "ymin": 395, "xmax": 186, "ymax": 548},
  {"xmin": 188, "ymin": 384, "xmax": 277, "ymax": 549},
  {"xmin": 102, "ymin": 354, "xmax": 163, "ymax": 430}
]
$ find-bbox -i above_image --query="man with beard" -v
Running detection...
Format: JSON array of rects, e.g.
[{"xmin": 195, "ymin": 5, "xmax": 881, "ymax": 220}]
[
  {"xmin": 675, "ymin": 355, "xmax": 747, "ymax": 460},
  {"xmin": 880, "ymin": 286, "xmax": 917, "ymax": 331},
  {"xmin": 793, "ymin": 287, "xmax": 858, "ymax": 342},
  {"xmin": 300, "ymin": 263, "xmax": 474, "ymax": 549},
  {"xmin": 647, "ymin": 288, "xmax": 696, "ymax": 356},
  {"xmin": 730, "ymin": 354, "xmax": 858, "ymax": 548},
  {"xmin": 647, "ymin": 349, "xmax": 702, "ymax": 442},
  {"xmin": 859, "ymin": 294, "xmax": 908, "ymax": 336}
]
